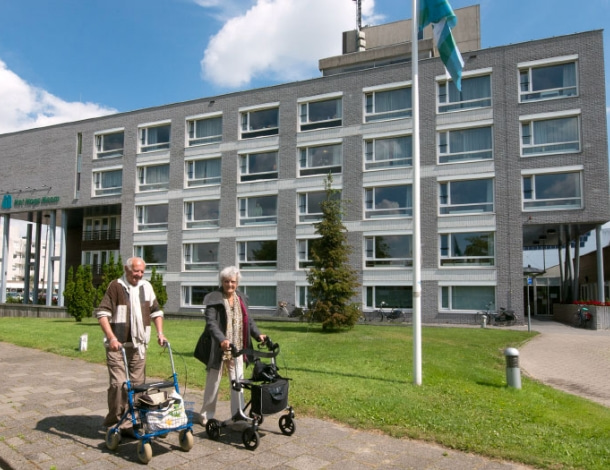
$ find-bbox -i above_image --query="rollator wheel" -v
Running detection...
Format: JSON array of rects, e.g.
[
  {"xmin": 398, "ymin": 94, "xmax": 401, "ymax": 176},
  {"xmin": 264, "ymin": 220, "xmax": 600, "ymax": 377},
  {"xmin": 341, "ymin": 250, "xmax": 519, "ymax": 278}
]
[
  {"xmin": 279, "ymin": 415, "xmax": 296, "ymax": 435},
  {"xmin": 105, "ymin": 428, "xmax": 121, "ymax": 450},
  {"xmin": 242, "ymin": 427, "xmax": 260, "ymax": 450},
  {"xmin": 206, "ymin": 419, "xmax": 221, "ymax": 440},
  {"xmin": 178, "ymin": 429, "xmax": 194, "ymax": 451},
  {"xmin": 136, "ymin": 440, "xmax": 153, "ymax": 464}
]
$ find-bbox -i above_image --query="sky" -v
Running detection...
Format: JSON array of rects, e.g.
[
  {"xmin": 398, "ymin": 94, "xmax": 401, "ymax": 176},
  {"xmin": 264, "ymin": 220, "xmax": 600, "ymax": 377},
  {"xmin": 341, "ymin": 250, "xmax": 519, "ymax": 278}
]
[{"xmin": 0, "ymin": 0, "xmax": 609, "ymax": 135}]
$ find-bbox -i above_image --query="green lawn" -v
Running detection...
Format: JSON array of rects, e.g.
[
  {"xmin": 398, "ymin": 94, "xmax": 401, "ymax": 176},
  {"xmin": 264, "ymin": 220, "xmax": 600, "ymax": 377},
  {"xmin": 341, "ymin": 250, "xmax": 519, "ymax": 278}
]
[{"xmin": 1, "ymin": 317, "xmax": 609, "ymax": 469}]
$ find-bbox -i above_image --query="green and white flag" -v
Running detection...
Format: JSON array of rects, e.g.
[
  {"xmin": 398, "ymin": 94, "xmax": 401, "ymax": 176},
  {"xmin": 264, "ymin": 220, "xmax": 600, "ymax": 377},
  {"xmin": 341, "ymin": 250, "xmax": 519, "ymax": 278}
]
[{"xmin": 419, "ymin": 0, "xmax": 464, "ymax": 90}]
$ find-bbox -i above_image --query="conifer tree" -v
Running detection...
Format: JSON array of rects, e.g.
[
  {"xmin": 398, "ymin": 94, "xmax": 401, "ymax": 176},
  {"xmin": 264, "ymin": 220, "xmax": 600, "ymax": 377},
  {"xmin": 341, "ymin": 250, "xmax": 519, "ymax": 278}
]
[
  {"xmin": 306, "ymin": 174, "xmax": 361, "ymax": 330},
  {"xmin": 149, "ymin": 266, "xmax": 168, "ymax": 308}
]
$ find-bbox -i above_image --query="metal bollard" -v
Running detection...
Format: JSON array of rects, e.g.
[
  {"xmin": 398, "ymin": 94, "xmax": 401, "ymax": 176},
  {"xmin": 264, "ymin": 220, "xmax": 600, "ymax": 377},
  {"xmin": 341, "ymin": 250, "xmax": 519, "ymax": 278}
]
[
  {"xmin": 481, "ymin": 314, "xmax": 487, "ymax": 328},
  {"xmin": 79, "ymin": 333, "xmax": 88, "ymax": 352},
  {"xmin": 504, "ymin": 347, "xmax": 521, "ymax": 389}
]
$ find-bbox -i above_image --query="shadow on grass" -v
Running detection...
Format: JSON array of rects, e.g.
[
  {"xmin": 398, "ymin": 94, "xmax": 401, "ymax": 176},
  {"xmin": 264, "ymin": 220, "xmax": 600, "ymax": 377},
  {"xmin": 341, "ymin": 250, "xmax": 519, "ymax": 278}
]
[{"xmin": 286, "ymin": 366, "xmax": 412, "ymax": 385}]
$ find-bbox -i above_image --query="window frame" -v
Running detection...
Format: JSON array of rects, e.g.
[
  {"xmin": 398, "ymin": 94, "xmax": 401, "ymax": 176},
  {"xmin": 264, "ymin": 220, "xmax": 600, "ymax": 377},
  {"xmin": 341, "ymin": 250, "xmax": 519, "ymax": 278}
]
[
  {"xmin": 240, "ymin": 285, "xmax": 277, "ymax": 309},
  {"xmin": 297, "ymin": 189, "xmax": 340, "ymax": 224},
  {"xmin": 239, "ymin": 148, "xmax": 279, "ymax": 182},
  {"xmin": 239, "ymin": 103, "xmax": 280, "ymax": 139},
  {"xmin": 185, "ymin": 156, "xmax": 222, "ymax": 187},
  {"xmin": 183, "ymin": 242, "xmax": 219, "ymax": 271},
  {"xmin": 439, "ymin": 231, "xmax": 495, "ymax": 267},
  {"xmin": 238, "ymin": 195, "xmax": 278, "ymax": 226},
  {"xmin": 297, "ymin": 238, "xmax": 322, "ymax": 269},
  {"xmin": 92, "ymin": 167, "xmax": 123, "ymax": 197},
  {"xmin": 365, "ymin": 285, "xmax": 413, "ymax": 310},
  {"xmin": 135, "ymin": 203, "xmax": 169, "ymax": 232},
  {"xmin": 437, "ymin": 123, "xmax": 493, "ymax": 164},
  {"xmin": 436, "ymin": 71, "xmax": 492, "ymax": 114},
  {"xmin": 298, "ymin": 93, "xmax": 343, "ymax": 132},
  {"xmin": 440, "ymin": 284, "xmax": 495, "ymax": 312},
  {"xmin": 298, "ymin": 140, "xmax": 342, "ymax": 177},
  {"xmin": 182, "ymin": 284, "xmax": 216, "ymax": 307},
  {"xmin": 438, "ymin": 177, "xmax": 494, "ymax": 215},
  {"xmin": 138, "ymin": 121, "xmax": 171, "ymax": 153},
  {"xmin": 363, "ymin": 82, "xmax": 412, "ymax": 122},
  {"xmin": 184, "ymin": 199, "xmax": 220, "ymax": 229},
  {"xmin": 134, "ymin": 244, "xmax": 168, "ymax": 271},
  {"xmin": 364, "ymin": 184, "xmax": 412, "ymax": 219},
  {"xmin": 94, "ymin": 129, "xmax": 124, "ymax": 159},
  {"xmin": 186, "ymin": 112, "xmax": 222, "ymax": 147},
  {"xmin": 364, "ymin": 234, "xmax": 413, "ymax": 268},
  {"xmin": 238, "ymin": 239, "xmax": 278, "ymax": 270},
  {"xmin": 518, "ymin": 55, "xmax": 578, "ymax": 103},
  {"xmin": 137, "ymin": 163, "xmax": 170, "ymax": 192},
  {"xmin": 519, "ymin": 111, "xmax": 581, "ymax": 157},
  {"xmin": 364, "ymin": 133, "xmax": 412, "ymax": 171},
  {"xmin": 522, "ymin": 168, "xmax": 583, "ymax": 211}
]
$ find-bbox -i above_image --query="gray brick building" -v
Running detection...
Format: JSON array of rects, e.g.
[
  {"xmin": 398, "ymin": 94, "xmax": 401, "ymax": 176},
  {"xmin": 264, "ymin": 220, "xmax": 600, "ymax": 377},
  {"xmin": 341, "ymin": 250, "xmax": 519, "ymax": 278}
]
[{"xmin": 1, "ymin": 6, "xmax": 608, "ymax": 323}]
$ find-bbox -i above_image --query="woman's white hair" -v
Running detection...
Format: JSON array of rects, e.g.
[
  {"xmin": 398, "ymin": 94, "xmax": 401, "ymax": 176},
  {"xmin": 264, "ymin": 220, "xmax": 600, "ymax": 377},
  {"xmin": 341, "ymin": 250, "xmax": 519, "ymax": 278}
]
[{"xmin": 219, "ymin": 265, "xmax": 241, "ymax": 285}]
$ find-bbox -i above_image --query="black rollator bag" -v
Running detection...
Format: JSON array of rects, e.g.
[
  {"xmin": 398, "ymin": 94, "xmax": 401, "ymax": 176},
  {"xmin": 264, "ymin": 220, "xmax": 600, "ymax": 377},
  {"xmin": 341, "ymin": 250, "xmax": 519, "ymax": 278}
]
[{"xmin": 251, "ymin": 379, "xmax": 289, "ymax": 415}]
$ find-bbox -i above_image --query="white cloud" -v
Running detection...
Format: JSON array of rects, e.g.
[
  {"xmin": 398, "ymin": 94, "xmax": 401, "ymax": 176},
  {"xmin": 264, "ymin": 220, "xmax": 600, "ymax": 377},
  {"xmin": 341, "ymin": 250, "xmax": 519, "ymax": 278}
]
[
  {"xmin": 0, "ymin": 59, "xmax": 116, "ymax": 135},
  {"xmin": 200, "ymin": 0, "xmax": 380, "ymax": 88}
]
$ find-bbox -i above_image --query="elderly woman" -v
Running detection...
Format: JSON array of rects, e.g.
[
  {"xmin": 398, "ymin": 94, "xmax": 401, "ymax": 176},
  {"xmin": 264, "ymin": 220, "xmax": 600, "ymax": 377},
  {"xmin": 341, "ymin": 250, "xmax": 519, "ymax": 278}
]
[{"xmin": 195, "ymin": 266, "xmax": 266, "ymax": 426}]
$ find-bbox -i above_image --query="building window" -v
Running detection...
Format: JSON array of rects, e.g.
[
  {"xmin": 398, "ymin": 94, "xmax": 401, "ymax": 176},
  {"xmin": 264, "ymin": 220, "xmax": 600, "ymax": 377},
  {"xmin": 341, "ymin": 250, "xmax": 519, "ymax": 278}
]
[
  {"xmin": 441, "ymin": 285, "xmax": 494, "ymax": 311},
  {"xmin": 364, "ymin": 185, "xmax": 412, "ymax": 219},
  {"xmin": 297, "ymin": 285, "xmax": 311, "ymax": 309},
  {"xmin": 185, "ymin": 157, "xmax": 221, "ymax": 187},
  {"xmin": 438, "ymin": 126, "xmax": 493, "ymax": 164},
  {"xmin": 137, "ymin": 163, "xmax": 170, "ymax": 192},
  {"xmin": 136, "ymin": 204, "xmax": 169, "ymax": 231},
  {"xmin": 238, "ymin": 240, "xmax": 277, "ymax": 269},
  {"xmin": 239, "ymin": 195, "xmax": 277, "ymax": 225},
  {"xmin": 520, "ymin": 114, "xmax": 580, "ymax": 156},
  {"xmin": 364, "ymin": 134, "xmax": 412, "ymax": 170},
  {"xmin": 187, "ymin": 114, "xmax": 222, "ymax": 146},
  {"xmin": 365, "ymin": 235, "xmax": 412, "ymax": 267},
  {"xmin": 366, "ymin": 286, "xmax": 412, "ymax": 309},
  {"xmin": 439, "ymin": 178, "xmax": 494, "ymax": 215},
  {"xmin": 93, "ymin": 169, "xmax": 122, "ymax": 197},
  {"xmin": 298, "ymin": 190, "xmax": 340, "ymax": 223},
  {"xmin": 134, "ymin": 245, "xmax": 168, "ymax": 271},
  {"xmin": 299, "ymin": 142, "xmax": 342, "ymax": 176},
  {"xmin": 297, "ymin": 238, "xmax": 321, "ymax": 269},
  {"xmin": 183, "ymin": 242, "xmax": 219, "ymax": 271},
  {"xmin": 519, "ymin": 58, "xmax": 577, "ymax": 102},
  {"xmin": 185, "ymin": 199, "xmax": 220, "ymax": 229},
  {"xmin": 522, "ymin": 171, "xmax": 582, "ymax": 211},
  {"xmin": 95, "ymin": 130, "xmax": 124, "ymax": 159},
  {"xmin": 240, "ymin": 106, "xmax": 279, "ymax": 139},
  {"xmin": 240, "ymin": 285, "xmax": 277, "ymax": 309},
  {"xmin": 183, "ymin": 285, "xmax": 216, "ymax": 307},
  {"xmin": 438, "ymin": 74, "xmax": 491, "ymax": 113},
  {"xmin": 83, "ymin": 216, "xmax": 120, "ymax": 241},
  {"xmin": 364, "ymin": 85, "xmax": 411, "ymax": 122},
  {"xmin": 440, "ymin": 232, "xmax": 495, "ymax": 266},
  {"xmin": 139, "ymin": 123, "xmax": 171, "ymax": 153},
  {"xmin": 299, "ymin": 95, "xmax": 342, "ymax": 131},
  {"xmin": 239, "ymin": 150, "xmax": 278, "ymax": 182},
  {"xmin": 82, "ymin": 250, "xmax": 119, "ymax": 275}
]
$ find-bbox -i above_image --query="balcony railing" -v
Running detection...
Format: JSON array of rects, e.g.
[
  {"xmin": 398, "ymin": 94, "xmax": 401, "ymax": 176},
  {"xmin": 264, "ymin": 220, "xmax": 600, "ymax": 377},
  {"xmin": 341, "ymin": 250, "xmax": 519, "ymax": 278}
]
[{"xmin": 82, "ymin": 229, "xmax": 121, "ymax": 241}]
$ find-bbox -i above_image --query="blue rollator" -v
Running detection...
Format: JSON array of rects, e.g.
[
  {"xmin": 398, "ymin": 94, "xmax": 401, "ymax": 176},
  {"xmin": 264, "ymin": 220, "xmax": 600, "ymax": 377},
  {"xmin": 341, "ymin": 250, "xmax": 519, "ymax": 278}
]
[
  {"xmin": 205, "ymin": 337, "xmax": 295, "ymax": 450},
  {"xmin": 104, "ymin": 342, "xmax": 194, "ymax": 464}
]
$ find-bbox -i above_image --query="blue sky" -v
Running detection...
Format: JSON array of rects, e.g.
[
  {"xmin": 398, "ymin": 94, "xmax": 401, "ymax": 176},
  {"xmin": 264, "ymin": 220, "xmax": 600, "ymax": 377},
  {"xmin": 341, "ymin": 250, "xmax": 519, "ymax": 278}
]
[{"xmin": 0, "ymin": 0, "xmax": 609, "ymax": 134}]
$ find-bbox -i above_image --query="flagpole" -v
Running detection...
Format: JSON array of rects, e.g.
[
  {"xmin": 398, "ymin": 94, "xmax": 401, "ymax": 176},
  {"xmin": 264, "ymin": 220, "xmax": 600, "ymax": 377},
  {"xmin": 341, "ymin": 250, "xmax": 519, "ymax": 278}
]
[{"xmin": 411, "ymin": 0, "xmax": 422, "ymax": 386}]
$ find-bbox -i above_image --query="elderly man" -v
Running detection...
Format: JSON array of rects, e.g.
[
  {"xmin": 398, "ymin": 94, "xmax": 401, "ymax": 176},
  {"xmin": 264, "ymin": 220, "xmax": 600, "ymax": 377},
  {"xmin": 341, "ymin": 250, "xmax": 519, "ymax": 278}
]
[{"xmin": 96, "ymin": 257, "xmax": 166, "ymax": 435}]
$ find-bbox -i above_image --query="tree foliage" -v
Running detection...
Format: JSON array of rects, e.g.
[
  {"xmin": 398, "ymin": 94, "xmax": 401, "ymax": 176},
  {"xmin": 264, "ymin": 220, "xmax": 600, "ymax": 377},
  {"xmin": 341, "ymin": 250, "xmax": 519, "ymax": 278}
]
[
  {"xmin": 149, "ymin": 266, "xmax": 168, "ymax": 308},
  {"xmin": 95, "ymin": 254, "xmax": 123, "ymax": 305},
  {"xmin": 63, "ymin": 264, "xmax": 96, "ymax": 322},
  {"xmin": 306, "ymin": 175, "xmax": 361, "ymax": 330}
]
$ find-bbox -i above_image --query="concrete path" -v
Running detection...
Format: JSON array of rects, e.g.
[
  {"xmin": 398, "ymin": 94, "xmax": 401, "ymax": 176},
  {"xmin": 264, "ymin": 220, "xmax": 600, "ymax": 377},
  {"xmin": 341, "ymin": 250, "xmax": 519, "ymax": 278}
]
[{"xmin": 2, "ymin": 318, "xmax": 607, "ymax": 469}]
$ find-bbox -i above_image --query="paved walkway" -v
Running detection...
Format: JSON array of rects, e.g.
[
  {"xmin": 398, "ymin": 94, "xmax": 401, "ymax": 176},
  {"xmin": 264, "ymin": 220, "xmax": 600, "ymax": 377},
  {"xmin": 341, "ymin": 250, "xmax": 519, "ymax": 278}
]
[{"xmin": 0, "ymin": 318, "xmax": 607, "ymax": 469}]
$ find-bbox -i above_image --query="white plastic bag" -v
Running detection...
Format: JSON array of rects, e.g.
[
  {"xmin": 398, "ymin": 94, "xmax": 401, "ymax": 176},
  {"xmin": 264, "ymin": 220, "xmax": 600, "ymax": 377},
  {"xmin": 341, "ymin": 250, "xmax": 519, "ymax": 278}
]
[{"xmin": 144, "ymin": 391, "xmax": 187, "ymax": 432}]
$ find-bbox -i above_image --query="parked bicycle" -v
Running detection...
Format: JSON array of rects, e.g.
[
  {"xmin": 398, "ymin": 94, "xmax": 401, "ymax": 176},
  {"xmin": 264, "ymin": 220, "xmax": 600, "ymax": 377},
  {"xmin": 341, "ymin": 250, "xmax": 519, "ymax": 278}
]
[
  {"xmin": 476, "ymin": 301, "xmax": 516, "ymax": 326},
  {"xmin": 573, "ymin": 306, "xmax": 592, "ymax": 328}
]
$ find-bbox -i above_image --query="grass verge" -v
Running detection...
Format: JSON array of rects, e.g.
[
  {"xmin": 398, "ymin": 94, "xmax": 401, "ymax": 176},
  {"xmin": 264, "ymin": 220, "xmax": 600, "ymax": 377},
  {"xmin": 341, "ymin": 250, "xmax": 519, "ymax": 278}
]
[{"xmin": 1, "ymin": 317, "xmax": 609, "ymax": 469}]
